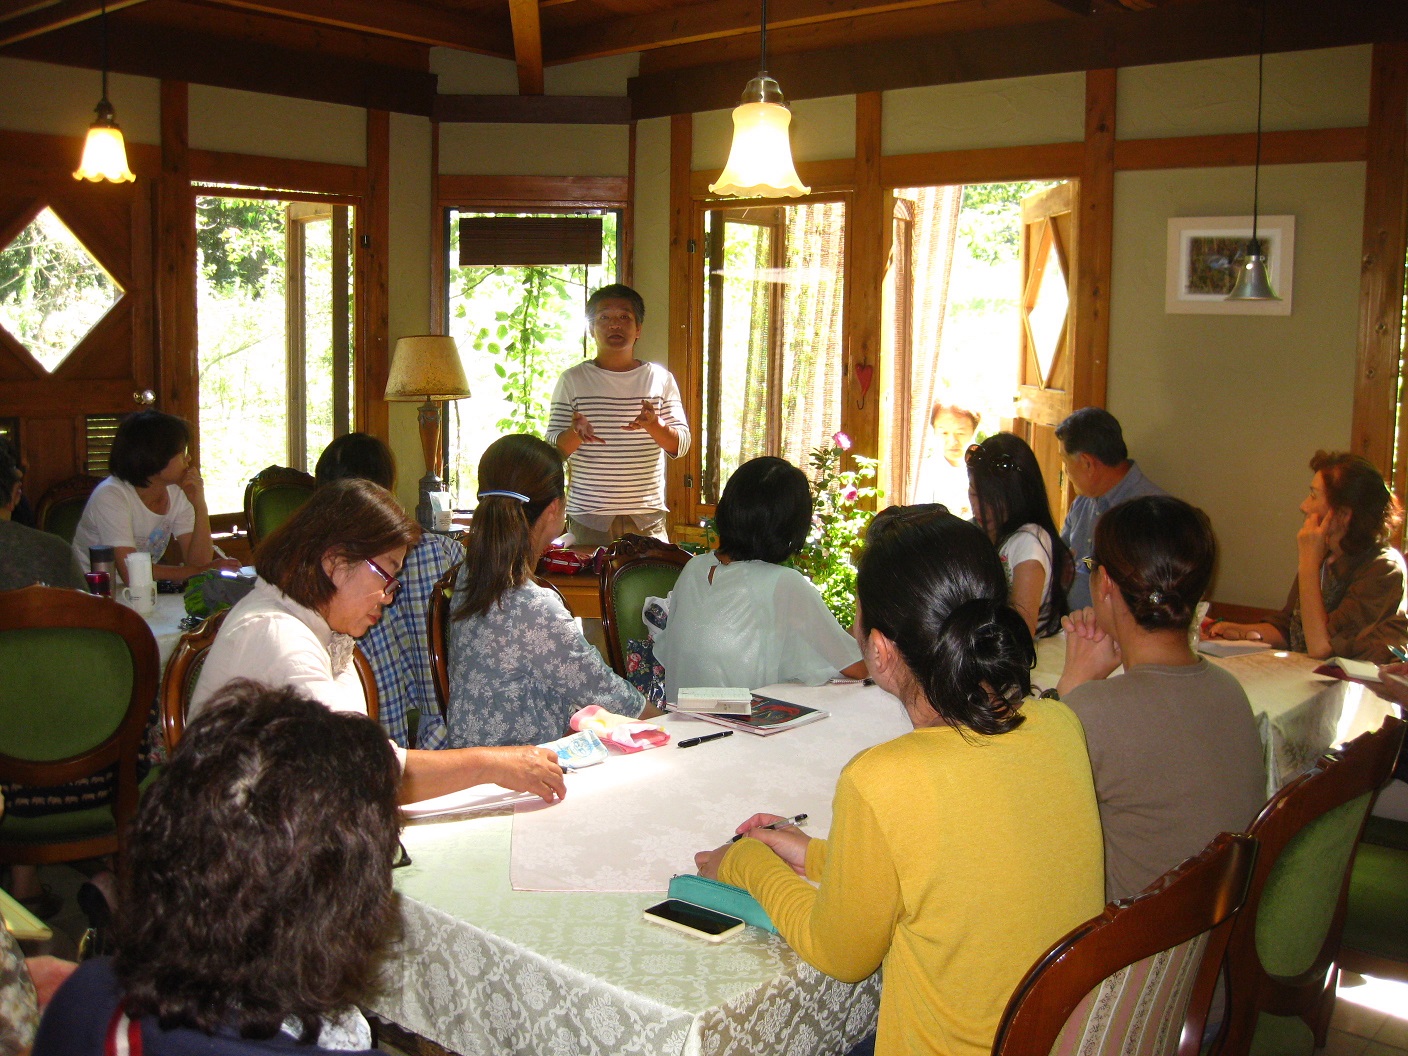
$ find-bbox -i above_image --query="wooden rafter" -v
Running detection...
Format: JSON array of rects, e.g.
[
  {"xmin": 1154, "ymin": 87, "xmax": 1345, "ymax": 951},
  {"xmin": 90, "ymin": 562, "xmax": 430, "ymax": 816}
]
[
  {"xmin": 508, "ymin": 0, "xmax": 544, "ymax": 94},
  {"xmin": 544, "ymin": 0, "xmax": 967, "ymax": 64},
  {"xmin": 0, "ymin": 0, "xmax": 148, "ymax": 49},
  {"xmin": 197, "ymin": 0, "xmax": 512, "ymax": 57}
]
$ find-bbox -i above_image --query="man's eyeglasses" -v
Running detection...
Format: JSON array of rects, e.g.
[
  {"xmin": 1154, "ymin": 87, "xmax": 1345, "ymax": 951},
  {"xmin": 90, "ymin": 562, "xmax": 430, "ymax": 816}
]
[
  {"xmin": 365, "ymin": 559, "xmax": 402, "ymax": 600},
  {"xmin": 965, "ymin": 444, "xmax": 1019, "ymax": 473}
]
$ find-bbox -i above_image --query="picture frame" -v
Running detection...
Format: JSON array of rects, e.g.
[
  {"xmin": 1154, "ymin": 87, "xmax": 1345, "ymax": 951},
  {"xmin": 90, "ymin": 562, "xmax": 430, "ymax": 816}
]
[{"xmin": 1165, "ymin": 215, "xmax": 1295, "ymax": 315}]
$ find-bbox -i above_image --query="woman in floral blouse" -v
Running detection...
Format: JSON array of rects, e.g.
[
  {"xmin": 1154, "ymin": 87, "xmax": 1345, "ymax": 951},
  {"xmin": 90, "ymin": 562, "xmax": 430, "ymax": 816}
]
[{"xmin": 447, "ymin": 434, "xmax": 646, "ymax": 748}]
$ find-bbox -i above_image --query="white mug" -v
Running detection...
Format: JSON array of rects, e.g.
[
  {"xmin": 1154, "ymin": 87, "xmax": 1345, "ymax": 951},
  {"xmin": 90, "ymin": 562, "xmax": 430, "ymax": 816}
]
[
  {"xmin": 122, "ymin": 581, "xmax": 157, "ymax": 615},
  {"xmin": 126, "ymin": 551, "xmax": 154, "ymax": 585}
]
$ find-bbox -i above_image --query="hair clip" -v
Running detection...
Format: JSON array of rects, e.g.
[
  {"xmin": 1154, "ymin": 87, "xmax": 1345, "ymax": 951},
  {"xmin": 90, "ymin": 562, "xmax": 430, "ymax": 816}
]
[
  {"xmin": 477, "ymin": 490, "xmax": 531, "ymax": 503},
  {"xmin": 1147, "ymin": 590, "xmax": 1164, "ymax": 605}
]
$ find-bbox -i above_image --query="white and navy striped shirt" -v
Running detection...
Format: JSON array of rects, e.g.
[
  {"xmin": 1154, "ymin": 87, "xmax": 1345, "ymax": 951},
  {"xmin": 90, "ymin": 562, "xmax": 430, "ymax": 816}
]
[{"xmin": 545, "ymin": 360, "xmax": 690, "ymax": 518}]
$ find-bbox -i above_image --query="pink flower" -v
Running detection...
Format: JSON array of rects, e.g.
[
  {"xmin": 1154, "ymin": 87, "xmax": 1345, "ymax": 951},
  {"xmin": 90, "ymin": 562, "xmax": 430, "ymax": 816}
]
[
  {"xmin": 832, "ymin": 431, "xmax": 852, "ymax": 451},
  {"xmin": 841, "ymin": 485, "xmax": 859, "ymax": 502}
]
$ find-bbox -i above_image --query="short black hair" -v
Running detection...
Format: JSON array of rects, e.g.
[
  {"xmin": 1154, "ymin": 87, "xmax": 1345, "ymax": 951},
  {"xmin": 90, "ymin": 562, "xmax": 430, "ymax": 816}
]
[
  {"xmin": 715, "ymin": 457, "xmax": 812, "ymax": 564},
  {"xmin": 109, "ymin": 410, "xmax": 191, "ymax": 487},
  {"xmin": 586, "ymin": 284, "xmax": 645, "ymax": 324},
  {"xmin": 0, "ymin": 441, "xmax": 19, "ymax": 499},
  {"xmin": 315, "ymin": 432, "xmax": 396, "ymax": 490},
  {"xmin": 114, "ymin": 681, "xmax": 402, "ymax": 1040},
  {"xmin": 1055, "ymin": 407, "xmax": 1128, "ymax": 468}
]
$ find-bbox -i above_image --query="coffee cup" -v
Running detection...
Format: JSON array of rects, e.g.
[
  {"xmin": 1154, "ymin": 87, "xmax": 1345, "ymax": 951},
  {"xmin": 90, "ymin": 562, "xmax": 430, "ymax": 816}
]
[{"xmin": 122, "ymin": 581, "xmax": 157, "ymax": 615}]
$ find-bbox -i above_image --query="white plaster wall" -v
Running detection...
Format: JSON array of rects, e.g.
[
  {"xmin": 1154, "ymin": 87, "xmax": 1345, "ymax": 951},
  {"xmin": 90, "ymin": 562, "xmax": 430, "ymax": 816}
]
[
  {"xmin": 188, "ymin": 84, "xmax": 365, "ymax": 165},
  {"xmin": 882, "ymin": 72, "xmax": 1085, "ymax": 155},
  {"xmin": 0, "ymin": 56, "xmax": 160, "ymax": 143},
  {"xmin": 438, "ymin": 123, "xmax": 629, "ymax": 176},
  {"xmin": 632, "ymin": 116, "xmax": 672, "ymax": 366}
]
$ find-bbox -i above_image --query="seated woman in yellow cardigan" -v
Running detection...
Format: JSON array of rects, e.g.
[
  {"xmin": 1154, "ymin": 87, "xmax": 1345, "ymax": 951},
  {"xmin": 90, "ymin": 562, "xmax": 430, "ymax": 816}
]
[{"xmin": 694, "ymin": 505, "xmax": 1105, "ymax": 1056}]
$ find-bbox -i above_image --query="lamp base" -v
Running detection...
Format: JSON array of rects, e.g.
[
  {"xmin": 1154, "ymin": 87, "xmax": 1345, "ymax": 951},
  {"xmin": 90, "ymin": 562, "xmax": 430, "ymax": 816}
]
[{"xmin": 416, "ymin": 470, "xmax": 442, "ymax": 532}]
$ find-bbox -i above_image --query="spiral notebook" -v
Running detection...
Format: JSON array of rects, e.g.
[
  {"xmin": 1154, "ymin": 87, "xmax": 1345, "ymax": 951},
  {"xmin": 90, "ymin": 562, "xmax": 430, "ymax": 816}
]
[{"xmin": 684, "ymin": 694, "xmax": 828, "ymax": 736}]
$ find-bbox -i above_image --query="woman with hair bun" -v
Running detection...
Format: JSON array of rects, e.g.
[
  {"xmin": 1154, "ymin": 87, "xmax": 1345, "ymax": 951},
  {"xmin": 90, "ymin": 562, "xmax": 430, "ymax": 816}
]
[
  {"xmin": 447, "ymin": 434, "xmax": 646, "ymax": 748},
  {"xmin": 694, "ymin": 505, "xmax": 1102, "ymax": 1056},
  {"xmin": 1057, "ymin": 495, "xmax": 1265, "ymax": 902},
  {"xmin": 1207, "ymin": 450, "xmax": 1408, "ymax": 662}
]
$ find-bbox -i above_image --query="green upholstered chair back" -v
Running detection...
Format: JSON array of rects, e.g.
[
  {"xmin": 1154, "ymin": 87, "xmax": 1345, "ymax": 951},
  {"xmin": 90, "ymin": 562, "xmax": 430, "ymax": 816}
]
[
  {"xmin": 993, "ymin": 832, "xmax": 1256, "ymax": 1056},
  {"xmin": 243, "ymin": 465, "xmax": 315, "ymax": 547},
  {"xmin": 1339, "ymin": 814, "xmax": 1408, "ymax": 983},
  {"xmin": 36, "ymin": 474, "xmax": 103, "ymax": 545},
  {"xmin": 598, "ymin": 534, "xmax": 692, "ymax": 676},
  {"xmin": 1210, "ymin": 717, "xmax": 1406, "ymax": 1056},
  {"xmin": 0, "ymin": 585, "xmax": 160, "ymax": 866}
]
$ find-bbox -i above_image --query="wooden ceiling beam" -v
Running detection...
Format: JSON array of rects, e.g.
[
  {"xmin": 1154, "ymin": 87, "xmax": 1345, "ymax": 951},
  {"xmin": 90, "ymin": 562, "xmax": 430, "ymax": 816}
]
[
  {"xmin": 544, "ymin": 0, "xmax": 967, "ymax": 64},
  {"xmin": 629, "ymin": 0, "xmax": 1408, "ymax": 119},
  {"xmin": 3, "ymin": 15, "xmax": 437, "ymax": 114},
  {"xmin": 0, "ymin": 0, "xmax": 148, "ymax": 49},
  {"xmin": 508, "ymin": 0, "xmax": 543, "ymax": 94},
  {"xmin": 197, "ymin": 0, "xmax": 512, "ymax": 57}
]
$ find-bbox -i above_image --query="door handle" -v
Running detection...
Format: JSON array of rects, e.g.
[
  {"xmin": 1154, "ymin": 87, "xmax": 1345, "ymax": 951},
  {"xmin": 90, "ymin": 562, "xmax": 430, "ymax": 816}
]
[{"xmin": 132, "ymin": 389, "xmax": 155, "ymax": 406}]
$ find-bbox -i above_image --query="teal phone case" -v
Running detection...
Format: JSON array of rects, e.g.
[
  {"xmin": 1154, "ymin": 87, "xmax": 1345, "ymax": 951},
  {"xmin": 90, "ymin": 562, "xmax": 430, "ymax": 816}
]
[{"xmin": 667, "ymin": 874, "xmax": 777, "ymax": 934}]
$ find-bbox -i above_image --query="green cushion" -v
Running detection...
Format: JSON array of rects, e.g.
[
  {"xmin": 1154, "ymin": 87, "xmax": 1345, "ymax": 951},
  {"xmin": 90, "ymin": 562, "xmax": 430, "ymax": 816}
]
[
  {"xmin": 1362, "ymin": 815, "xmax": 1408, "ymax": 852},
  {"xmin": 253, "ymin": 487, "xmax": 312, "ymax": 540},
  {"xmin": 0, "ymin": 628, "xmax": 134, "ymax": 760},
  {"xmin": 1255, "ymin": 793, "xmax": 1371, "ymax": 977},
  {"xmin": 1248, "ymin": 1012, "xmax": 1314, "ymax": 1056},
  {"xmin": 0, "ymin": 767, "xmax": 160, "ymax": 845},
  {"xmin": 42, "ymin": 498, "xmax": 87, "ymax": 545},
  {"xmin": 1343, "ymin": 840, "xmax": 1408, "ymax": 961},
  {"xmin": 610, "ymin": 563, "xmax": 684, "ymax": 648}
]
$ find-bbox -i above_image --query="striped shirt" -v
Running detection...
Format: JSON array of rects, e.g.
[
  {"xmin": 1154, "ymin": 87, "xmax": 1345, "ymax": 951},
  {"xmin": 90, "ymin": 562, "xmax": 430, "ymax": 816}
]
[{"xmin": 545, "ymin": 360, "xmax": 690, "ymax": 519}]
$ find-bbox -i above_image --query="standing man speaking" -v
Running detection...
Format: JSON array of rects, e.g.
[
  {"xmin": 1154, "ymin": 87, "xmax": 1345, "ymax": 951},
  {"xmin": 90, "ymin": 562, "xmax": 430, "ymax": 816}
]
[{"xmin": 546, "ymin": 285, "xmax": 691, "ymax": 546}]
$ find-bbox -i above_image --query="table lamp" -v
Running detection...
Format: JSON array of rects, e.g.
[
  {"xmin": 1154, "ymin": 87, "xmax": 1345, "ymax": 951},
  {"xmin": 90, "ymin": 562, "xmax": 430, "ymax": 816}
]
[{"xmin": 385, "ymin": 335, "xmax": 471, "ymax": 530}]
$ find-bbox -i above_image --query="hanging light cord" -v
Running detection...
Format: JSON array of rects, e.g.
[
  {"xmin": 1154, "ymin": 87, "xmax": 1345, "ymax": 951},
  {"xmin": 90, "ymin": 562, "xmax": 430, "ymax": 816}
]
[
  {"xmin": 99, "ymin": 0, "xmax": 110, "ymax": 104},
  {"xmin": 760, "ymin": 0, "xmax": 768, "ymax": 72},
  {"xmin": 1250, "ymin": 0, "xmax": 1267, "ymax": 247}
]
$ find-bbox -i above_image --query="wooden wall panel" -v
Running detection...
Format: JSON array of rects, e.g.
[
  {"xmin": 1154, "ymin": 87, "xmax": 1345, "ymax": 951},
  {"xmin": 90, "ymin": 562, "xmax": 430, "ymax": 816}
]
[{"xmin": 666, "ymin": 113, "xmax": 694, "ymax": 525}]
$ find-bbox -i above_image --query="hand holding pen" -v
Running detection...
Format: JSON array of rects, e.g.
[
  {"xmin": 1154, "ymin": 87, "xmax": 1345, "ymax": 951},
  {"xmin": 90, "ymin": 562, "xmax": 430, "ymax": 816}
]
[
  {"xmin": 728, "ymin": 812, "xmax": 812, "ymax": 876},
  {"xmin": 730, "ymin": 813, "xmax": 807, "ymax": 842}
]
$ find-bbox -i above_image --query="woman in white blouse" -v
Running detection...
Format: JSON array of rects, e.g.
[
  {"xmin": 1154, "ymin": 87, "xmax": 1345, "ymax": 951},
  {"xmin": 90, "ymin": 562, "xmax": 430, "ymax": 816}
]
[
  {"xmin": 966, "ymin": 433, "xmax": 1073, "ymax": 638},
  {"xmin": 654, "ymin": 456, "xmax": 865, "ymax": 703},
  {"xmin": 192, "ymin": 478, "xmax": 565, "ymax": 804}
]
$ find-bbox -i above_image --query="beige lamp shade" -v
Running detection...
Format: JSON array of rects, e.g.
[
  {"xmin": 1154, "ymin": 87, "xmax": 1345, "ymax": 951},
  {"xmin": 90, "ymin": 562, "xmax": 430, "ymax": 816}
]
[
  {"xmin": 73, "ymin": 101, "xmax": 135, "ymax": 183},
  {"xmin": 709, "ymin": 79, "xmax": 810, "ymax": 199},
  {"xmin": 385, "ymin": 335, "xmax": 471, "ymax": 401}
]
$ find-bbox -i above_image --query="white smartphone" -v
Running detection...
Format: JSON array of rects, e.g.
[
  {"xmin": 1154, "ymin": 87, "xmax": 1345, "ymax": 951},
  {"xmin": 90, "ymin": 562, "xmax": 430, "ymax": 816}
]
[{"xmin": 642, "ymin": 899, "xmax": 745, "ymax": 943}]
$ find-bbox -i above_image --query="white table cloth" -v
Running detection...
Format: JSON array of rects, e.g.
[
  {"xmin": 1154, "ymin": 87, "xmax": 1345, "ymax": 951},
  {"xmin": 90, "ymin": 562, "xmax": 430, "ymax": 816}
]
[{"xmin": 123, "ymin": 592, "xmax": 188, "ymax": 670}]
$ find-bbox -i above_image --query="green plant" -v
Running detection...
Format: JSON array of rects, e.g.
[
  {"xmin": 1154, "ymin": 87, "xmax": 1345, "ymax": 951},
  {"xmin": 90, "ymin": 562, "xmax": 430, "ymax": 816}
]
[
  {"xmin": 790, "ymin": 432, "xmax": 880, "ymax": 628},
  {"xmin": 472, "ymin": 266, "xmax": 573, "ymax": 434}
]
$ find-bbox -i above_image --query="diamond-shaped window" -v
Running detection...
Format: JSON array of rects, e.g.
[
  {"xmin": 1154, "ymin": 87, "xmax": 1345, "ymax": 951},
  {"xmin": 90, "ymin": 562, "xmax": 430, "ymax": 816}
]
[{"xmin": 0, "ymin": 207, "xmax": 124, "ymax": 374}]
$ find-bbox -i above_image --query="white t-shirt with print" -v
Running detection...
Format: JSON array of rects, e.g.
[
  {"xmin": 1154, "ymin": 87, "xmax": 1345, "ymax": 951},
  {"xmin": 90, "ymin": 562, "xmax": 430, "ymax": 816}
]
[
  {"xmin": 999, "ymin": 522, "xmax": 1056, "ymax": 636},
  {"xmin": 72, "ymin": 476, "xmax": 195, "ymax": 573}
]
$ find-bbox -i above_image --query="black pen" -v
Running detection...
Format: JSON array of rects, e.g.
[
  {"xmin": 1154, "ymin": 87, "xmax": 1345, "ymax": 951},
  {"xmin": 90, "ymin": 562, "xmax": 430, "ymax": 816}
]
[
  {"xmin": 677, "ymin": 730, "xmax": 733, "ymax": 749},
  {"xmin": 730, "ymin": 813, "xmax": 809, "ymax": 842}
]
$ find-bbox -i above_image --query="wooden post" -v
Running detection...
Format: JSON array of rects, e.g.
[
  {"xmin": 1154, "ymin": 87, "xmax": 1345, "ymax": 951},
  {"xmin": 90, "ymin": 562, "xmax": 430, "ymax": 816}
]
[
  {"xmin": 1074, "ymin": 67, "xmax": 1115, "ymax": 412},
  {"xmin": 844, "ymin": 91, "xmax": 884, "ymax": 476},
  {"xmin": 156, "ymin": 81, "xmax": 197, "ymax": 441},
  {"xmin": 360, "ymin": 109, "xmax": 390, "ymax": 440},
  {"xmin": 666, "ymin": 113, "xmax": 694, "ymax": 525}
]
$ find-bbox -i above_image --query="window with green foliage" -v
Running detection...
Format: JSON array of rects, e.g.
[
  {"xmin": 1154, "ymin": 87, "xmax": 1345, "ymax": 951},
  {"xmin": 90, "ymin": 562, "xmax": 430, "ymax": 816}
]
[
  {"xmin": 195, "ymin": 194, "xmax": 354, "ymax": 515},
  {"xmin": 443, "ymin": 208, "xmax": 620, "ymax": 505}
]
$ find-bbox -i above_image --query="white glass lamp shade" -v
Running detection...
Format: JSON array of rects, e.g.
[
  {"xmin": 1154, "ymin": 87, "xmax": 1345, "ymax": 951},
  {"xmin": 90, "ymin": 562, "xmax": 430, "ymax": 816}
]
[
  {"xmin": 709, "ymin": 101, "xmax": 810, "ymax": 199},
  {"xmin": 73, "ymin": 101, "xmax": 135, "ymax": 183},
  {"xmin": 385, "ymin": 335, "xmax": 471, "ymax": 401}
]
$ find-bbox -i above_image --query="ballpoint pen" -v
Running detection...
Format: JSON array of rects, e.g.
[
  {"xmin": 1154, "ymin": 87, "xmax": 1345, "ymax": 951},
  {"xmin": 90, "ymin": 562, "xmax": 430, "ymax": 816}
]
[
  {"xmin": 677, "ymin": 730, "xmax": 733, "ymax": 749},
  {"xmin": 730, "ymin": 813, "xmax": 808, "ymax": 842},
  {"xmin": 1389, "ymin": 644, "xmax": 1408, "ymax": 663}
]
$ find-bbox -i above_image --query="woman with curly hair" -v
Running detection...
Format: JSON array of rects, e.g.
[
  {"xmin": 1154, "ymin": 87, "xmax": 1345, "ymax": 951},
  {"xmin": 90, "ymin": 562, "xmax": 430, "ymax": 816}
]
[
  {"xmin": 694, "ymin": 506, "xmax": 1102, "ymax": 1056},
  {"xmin": 34, "ymin": 683, "xmax": 401, "ymax": 1054},
  {"xmin": 1207, "ymin": 450, "xmax": 1408, "ymax": 662}
]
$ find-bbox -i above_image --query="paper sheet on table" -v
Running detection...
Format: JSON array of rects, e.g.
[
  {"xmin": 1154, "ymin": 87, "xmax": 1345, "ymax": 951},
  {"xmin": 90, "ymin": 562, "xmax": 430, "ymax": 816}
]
[
  {"xmin": 1198, "ymin": 639, "xmax": 1274, "ymax": 657},
  {"xmin": 402, "ymin": 783, "xmax": 537, "ymax": 820}
]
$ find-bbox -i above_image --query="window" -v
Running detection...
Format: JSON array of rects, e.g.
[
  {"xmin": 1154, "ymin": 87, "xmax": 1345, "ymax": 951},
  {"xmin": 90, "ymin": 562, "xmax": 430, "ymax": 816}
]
[
  {"xmin": 195, "ymin": 194, "xmax": 355, "ymax": 515},
  {"xmin": 442, "ymin": 208, "xmax": 620, "ymax": 503},
  {"xmin": 696, "ymin": 199, "xmax": 848, "ymax": 507}
]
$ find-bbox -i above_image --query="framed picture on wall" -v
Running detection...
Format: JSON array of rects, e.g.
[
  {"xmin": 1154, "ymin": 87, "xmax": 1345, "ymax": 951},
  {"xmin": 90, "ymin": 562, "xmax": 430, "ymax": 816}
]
[{"xmin": 1165, "ymin": 215, "xmax": 1295, "ymax": 316}]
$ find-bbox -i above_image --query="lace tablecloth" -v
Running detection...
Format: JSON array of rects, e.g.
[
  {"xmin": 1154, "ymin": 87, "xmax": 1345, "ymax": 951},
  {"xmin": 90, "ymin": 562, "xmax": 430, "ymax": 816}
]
[
  {"xmin": 371, "ymin": 683, "xmax": 905, "ymax": 1056},
  {"xmin": 1033, "ymin": 635, "xmax": 1397, "ymax": 797}
]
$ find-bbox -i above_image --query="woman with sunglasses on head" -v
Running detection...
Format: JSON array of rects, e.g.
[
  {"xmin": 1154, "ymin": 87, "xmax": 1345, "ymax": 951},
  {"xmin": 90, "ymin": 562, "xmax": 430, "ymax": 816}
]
[
  {"xmin": 966, "ymin": 432, "xmax": 1072, "ymax": 638},
  {"xmin": 446, "ymin": 434, "xmax": 648, "ymax": 749},
  {"xmin": 1206, "ymin": 451, "xmax": 1408, "ymax": 662},
  {"xmin": 1055, "ymin": 496, "xmax": 1265, "ymax": 902},
  {"xmin": 191, "ymin": 478, "xmax": 565, "ymax": 805},
  {"xmin": 694, "ymin": 505, "xmax": 1102, "ymax": 1056}
]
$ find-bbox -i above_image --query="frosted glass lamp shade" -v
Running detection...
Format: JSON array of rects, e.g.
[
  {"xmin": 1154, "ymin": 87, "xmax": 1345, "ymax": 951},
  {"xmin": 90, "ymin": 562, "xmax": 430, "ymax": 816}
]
[
  {"xmin": 709, "ymin": 101, "xmax": 810, "ymax": 199},
  {"xmin": 73, "ymin": 101, "xmax": 135, "ymax": 183},
  {"xmin": 385, "ymin": 335, "xmax": 471, "ymax": 400}
]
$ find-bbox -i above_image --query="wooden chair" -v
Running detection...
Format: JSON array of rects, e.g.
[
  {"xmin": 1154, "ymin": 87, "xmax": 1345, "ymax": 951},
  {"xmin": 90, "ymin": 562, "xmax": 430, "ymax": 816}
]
[
  {"xmin": 598, "ymin": 534, "xmax": 692, "ymax": 676},
  {"xmin": 1336, "ymin": 811, "xmax": 1408, "ymax": 984},
  {"xmin": 242, "ymin": 465, "xmax": 315, "ymax": 547},
  {"xmin": 35, "ymin": 473, "xmax": 103, "ymax": 544},
  {"xmin": 0, "ymin": 585, "xmax": 159, "ymax": 865},
  {"xmin": 161, "ymin": 608, "xmax": 380, "ymax": 751},
  {"xmin": 993, "ymin": 831, "xmax": 1257, "ymax": 1056},
  {"xmin": 1209, "ymin": 716, "xmax": 1407, "ymax": 1056}
]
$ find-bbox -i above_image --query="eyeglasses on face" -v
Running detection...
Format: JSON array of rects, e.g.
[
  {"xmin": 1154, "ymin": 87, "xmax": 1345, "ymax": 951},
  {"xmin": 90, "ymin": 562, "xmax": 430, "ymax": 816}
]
[
  {"xmin": 365, "ymin": 558, "xmax": 402, "ymax": 599},
  {"xmin": 964, "ymin": 443, "xmax": 1019, "ymax": 473}
]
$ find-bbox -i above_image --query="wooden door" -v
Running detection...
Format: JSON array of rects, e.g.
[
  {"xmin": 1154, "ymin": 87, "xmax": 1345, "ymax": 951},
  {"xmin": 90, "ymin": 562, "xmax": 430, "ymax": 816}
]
[
  {"xmin": 1011, "ymin": 182, "xmax": 1076, "ymax": 528},
  {"xmin": 0, "ymin": 136, "xmax": 156, "ymax": 507}
]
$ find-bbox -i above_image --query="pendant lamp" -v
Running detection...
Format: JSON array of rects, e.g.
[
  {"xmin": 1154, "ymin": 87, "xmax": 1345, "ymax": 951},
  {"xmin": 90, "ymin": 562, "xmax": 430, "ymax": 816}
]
[
  {"xmin": 1227, "ymin": 0, "xmax": 1278, "ymax": 301},
  {"xmin": 73, "ymin": 0, "xmax": 135, "ymax": 184},
  {"xmin": 708, "ymin": 0, "xmax": 809, "ymax": 199}
]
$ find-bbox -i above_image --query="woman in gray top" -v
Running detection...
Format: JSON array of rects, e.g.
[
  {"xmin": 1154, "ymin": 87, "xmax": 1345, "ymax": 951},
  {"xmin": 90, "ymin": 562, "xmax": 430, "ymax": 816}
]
[
  {"xmin": 1056, "ymin": 495, "xmax": 1266, "ymax": 902},
  {"xmin": 447, "ymin": 435, "xmax": 645, "ymax": 748}
]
